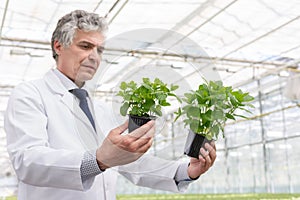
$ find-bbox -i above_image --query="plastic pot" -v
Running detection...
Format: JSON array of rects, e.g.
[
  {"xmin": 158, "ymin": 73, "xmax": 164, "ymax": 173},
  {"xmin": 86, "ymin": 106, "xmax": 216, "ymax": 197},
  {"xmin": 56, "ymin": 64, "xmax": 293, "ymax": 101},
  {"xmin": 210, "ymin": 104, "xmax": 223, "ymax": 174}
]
[
  {"xmin": 184, "ymin": 130, "xmax": 212, "ymax": 159},
  {"xmin": 128, "ymin": 115, "xmax": 156, "ymax": 132}
]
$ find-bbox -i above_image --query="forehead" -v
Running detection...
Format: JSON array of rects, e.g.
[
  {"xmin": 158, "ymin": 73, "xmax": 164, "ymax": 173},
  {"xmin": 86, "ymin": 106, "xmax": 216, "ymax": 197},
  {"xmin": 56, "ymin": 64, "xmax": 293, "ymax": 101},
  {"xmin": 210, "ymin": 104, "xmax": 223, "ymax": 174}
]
[{"xmin": 73, "ymin": 30, "xmax": 105, "ymax": 46}]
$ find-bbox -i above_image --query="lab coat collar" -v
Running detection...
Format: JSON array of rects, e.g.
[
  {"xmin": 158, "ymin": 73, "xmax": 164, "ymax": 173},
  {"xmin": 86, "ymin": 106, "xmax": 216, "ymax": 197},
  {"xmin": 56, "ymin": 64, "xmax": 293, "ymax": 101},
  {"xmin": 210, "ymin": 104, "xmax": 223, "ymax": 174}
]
[{"xmin": 43, "ymin": 70, "xmax": 99, "ymax": 143}]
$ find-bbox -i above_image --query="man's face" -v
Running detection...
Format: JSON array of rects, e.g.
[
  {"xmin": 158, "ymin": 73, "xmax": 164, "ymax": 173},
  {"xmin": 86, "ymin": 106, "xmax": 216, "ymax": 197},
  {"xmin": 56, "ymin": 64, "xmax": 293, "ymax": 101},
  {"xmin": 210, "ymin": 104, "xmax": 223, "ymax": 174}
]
[{"xmin": 54, "ymin": 30, "xmax": 104, "ymax": 86}]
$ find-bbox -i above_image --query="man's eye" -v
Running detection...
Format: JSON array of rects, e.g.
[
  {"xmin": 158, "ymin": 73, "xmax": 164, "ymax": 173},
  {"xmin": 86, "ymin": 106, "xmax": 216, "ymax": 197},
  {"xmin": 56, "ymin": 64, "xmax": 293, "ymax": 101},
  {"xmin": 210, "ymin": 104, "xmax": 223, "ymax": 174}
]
[
  {"xmin": 81, "ymin": 45, "xmax": 91, "ymax": 49},
  {"xmin": 97, "ymin": 49, "xmax": 103, "ymax": 55},
  {"xmin": 97, "ymin": 47, "xmax": 104, "ymax": 55}
]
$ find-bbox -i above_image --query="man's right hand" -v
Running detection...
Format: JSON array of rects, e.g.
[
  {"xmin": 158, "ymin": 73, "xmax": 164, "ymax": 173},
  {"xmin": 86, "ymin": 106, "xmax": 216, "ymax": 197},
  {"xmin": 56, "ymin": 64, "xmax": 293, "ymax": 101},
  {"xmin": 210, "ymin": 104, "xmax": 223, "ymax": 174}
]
[{"xmin": 96, "ymin": 120, "xmax": 155, "ymax": 170}]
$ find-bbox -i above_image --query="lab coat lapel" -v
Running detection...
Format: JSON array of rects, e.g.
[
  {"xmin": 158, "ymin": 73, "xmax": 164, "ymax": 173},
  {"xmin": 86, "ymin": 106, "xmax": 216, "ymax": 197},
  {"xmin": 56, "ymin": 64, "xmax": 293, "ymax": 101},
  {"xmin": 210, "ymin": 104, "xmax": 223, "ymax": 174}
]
[
  {"xmin": 43, "ymin": 70, "xmax": 99, "ymax": 148},
  {"xmin": 88, "ymin": 97, "xmax": 105, "ymax": 143},
  {"xmin": 61, "ymin": 93, "xmax": 95, "ymax": 132}
]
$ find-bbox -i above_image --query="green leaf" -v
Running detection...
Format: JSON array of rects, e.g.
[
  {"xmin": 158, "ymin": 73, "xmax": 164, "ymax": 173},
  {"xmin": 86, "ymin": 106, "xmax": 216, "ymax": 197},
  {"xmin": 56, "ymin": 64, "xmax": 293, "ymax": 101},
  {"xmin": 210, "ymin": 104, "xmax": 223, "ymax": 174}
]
[
  {"xmin": 143, "ymin": 78, "xmax": 150, "ymax": 84},
  {"xmin": 203, "ymin": 120, "xmax": 211, "ymax": 129},
  {"xmin": 232, "ymin": 90, "xmax": 245, "ymax": 102},
  {"xmin": 138, "ymin": 85, "xmax": 149, "ymax": 95},
  {"xmin": 196, "ymin": 125, "xmax": 205, "ymax": 134},
  {"xmin": 229, "ymin": 95, "xmax": 239, "ymax": 107},
  {"xmin": 124, "ymin": 94, "xmax": 132, "ymax": 101},
  {"xmin": 225, "ymin": 113, "xmax": 235, "ymax": 120},
  {"xmin": 211, "ymin": 125, "xmax": 219, "ymax": 136},
  {"xmin": 151, "ymin": 106, "xmax": 162, "ymax": 116},
  {"xmin": 174, "ymin": 107, "xmax": 182, "ymax": 122},
  {"xmin": 154, "ymin": 78, "xmax": 163, "ymax": 85},
  {"xmin": 190, "ymin": 119, "xmax": 201, "ymax": 133},
  {"xmin": 243, "ymin": 94, "xmax": 255, "ymax": 102},
  {"xmin": 239, "ymin": 107, "xmax": 253, "ymax": 113},
  {"xmin": 144, "ymin": 99, "xmax": 155, "ymax": 110},
  {"xmin": 128, "ymin": 81, "xmax": 137, "ymax": 89},
  {"xmin": 184, "ymin": 92, "xmax": 196, "ymax": 104},
  {"xmin": 131, "ymin": 106, "xmax": 139, "ymax": 115},
  {"xmin": 203, "ymin": 110, "xmax": 212, "ymax": 121},
  {"xmin": 117, "ymin": 78, "xmax": 182, "ymax": 117},
  {"xmin": 173, "ymin": 79, "xmax": 254, "ymax": 140},
  {"xmin": 120, "ymin": 82, "xmax": 127, "ymax": 90},
  {"xmin": 187, "ymin": 106, "xmax": 201, "ymax": 118},
  {"xmin": 169, "ymin": 93, "xmax": 182, "ymax": 103},
  {"xmin": 245, "ymin": 103, "xmax": 255, "ymax": 108},
  {"xmin": 120, "ymin": 102, "xmax": 129, "ymax": 116},
  {"xmin": 117, "ymin": 91, "xmax": 124, "ymax": 97},
  {"xmin": 212, "ymin": 110, "xmax": 224, "ymax": 120},
  {"xmin": 142, "ymin": 83, "xmax": 152, "ymax": 90},
  {"xmin": 157, "ymin": 93, "xmax": 167, "ymax": 101},
  {"xmin": 160, "ymin": 100, "xmax": 171, "ymax": 106},
  {"xmin": 170, "ymin": 84, "xmax": 179, "ymax": 91},
  {"xmin": 233, "ymin": 114, "xmax": 249, "ymax": 119}
]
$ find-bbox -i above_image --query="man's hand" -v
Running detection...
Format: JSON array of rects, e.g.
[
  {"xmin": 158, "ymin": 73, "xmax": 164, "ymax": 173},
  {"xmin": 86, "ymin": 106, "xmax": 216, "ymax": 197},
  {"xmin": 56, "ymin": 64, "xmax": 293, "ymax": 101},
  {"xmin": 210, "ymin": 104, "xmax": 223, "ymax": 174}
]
[
  {"xmin": 96, "ymin": 120, "xmax": 155, "ymax": 170},
  {"xmin": 187, "ymin": 141, "xmax": 216, "ymax": 179}
]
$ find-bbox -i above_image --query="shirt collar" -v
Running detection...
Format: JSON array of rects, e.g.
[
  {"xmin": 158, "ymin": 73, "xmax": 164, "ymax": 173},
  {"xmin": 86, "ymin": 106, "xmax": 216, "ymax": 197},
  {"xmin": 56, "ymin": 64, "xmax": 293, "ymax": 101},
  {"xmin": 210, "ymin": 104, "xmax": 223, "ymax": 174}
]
[
  {"xmin": 53, "ymin": 68, "xmax": 84, "ymax": 91},
  {"xmin": 53, "ymin": 68, "xmax": 95, "ymax": 96}
]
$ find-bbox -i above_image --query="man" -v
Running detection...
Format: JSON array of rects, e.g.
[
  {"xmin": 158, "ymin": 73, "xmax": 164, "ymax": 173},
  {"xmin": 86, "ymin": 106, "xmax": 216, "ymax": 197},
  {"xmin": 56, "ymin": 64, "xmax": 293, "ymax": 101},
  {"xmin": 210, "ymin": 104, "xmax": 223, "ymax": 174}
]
[{"xmin": 4, "ymin": 10, "xmax": 216, "ymax": 200}]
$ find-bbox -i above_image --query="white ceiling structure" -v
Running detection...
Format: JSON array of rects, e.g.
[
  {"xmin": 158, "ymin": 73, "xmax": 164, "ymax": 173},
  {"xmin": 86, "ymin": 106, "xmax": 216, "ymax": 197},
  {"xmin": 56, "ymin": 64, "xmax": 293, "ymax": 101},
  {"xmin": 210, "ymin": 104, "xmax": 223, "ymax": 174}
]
[
  {"xmin": 0, "ymin": 0, "xmax": 300, "ymax": 195},
  {"xmin": 1, "ymin": 0, "xmax": 299, "ymax": 88}
]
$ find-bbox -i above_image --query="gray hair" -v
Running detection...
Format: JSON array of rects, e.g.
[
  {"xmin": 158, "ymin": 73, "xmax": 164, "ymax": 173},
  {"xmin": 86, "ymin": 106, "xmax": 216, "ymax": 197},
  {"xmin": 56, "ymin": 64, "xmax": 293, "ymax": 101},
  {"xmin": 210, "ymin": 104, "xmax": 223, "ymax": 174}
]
[{"xmin": 51, "ymin": 10, "xmax": 108, "ymax": 61}]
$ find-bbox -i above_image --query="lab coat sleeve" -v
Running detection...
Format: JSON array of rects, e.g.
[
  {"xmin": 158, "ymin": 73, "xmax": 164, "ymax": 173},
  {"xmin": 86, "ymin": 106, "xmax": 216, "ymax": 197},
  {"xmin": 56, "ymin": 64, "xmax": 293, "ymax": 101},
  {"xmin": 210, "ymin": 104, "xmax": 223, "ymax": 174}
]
[
  {"xmin": 4, "ymin": 82, "xmax": 86, "ymax": 191},
  {"xmin": 94, "ymin": 100, "xmax": 192, "ymax": 193},
  {"xmin": 118, "ymin": 155, "xmax": 190, "ymax": 193}
]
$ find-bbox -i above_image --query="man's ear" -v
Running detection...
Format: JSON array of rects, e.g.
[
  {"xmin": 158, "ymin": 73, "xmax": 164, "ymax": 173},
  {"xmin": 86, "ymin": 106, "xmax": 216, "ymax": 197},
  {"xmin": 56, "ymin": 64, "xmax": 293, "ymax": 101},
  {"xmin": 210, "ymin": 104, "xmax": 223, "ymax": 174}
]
[{"xmin": 53, "ymin": 40, "xmax": 63, "ymax": 55}]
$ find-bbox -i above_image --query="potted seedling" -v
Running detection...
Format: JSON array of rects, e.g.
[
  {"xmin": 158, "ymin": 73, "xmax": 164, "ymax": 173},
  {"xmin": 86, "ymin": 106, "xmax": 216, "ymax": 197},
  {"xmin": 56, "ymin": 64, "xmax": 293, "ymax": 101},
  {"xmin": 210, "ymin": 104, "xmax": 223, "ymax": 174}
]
[
  {"xmin": 117, "ymin": 77, "xmax": 181, "ymax": 132},
  {"xmin": 175, "ymin": 79, "xmax": 254, "ymax": 158}
]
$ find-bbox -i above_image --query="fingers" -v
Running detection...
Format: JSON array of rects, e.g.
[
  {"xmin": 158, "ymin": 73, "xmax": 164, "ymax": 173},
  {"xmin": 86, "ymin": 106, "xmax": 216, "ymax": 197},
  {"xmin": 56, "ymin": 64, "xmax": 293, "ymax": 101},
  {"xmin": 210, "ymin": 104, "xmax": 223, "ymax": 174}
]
[
  {"xmin": 205, "ymin": 142, "xmax": 217, "ymax": 164},
  {"xmin": 200, "ymin": 147, "xmax": 212, "ymax": 168},
  {"xmin": 110, "ymin": 120, "xmax": 154, "ymax": 154},
  {"xmin": 111, "ymin": 120, "xmax": 128, "ymax": 135},
  {"xmin": 136, "ymin": 137, "xmax": 154, "ymax": 153},
  {"xmin": 128, "ymin": 120, "xmax": 155, "ymax": 140},
  {"xmin": 210, "ymin": 140, "xmax": 216, "ymax": 151},
  {"xmin": 99, "ymin": 121, "xmax": 155, "ymax": 168},
  {"xmin": 126, "ymin": 124, "xmax": 155, "ymax": 153},
  {"xmin": 198, "ymin": 142, "xmax": 217, "ymax": 168}
]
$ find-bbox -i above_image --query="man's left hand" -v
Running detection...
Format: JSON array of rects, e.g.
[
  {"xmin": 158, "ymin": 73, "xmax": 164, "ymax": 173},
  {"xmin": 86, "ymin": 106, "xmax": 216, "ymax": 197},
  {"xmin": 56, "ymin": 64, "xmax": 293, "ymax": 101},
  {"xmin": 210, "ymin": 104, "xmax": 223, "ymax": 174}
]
[{"xmin": 187, "ymin": 141, "xmax": 217, "ymax": 179}]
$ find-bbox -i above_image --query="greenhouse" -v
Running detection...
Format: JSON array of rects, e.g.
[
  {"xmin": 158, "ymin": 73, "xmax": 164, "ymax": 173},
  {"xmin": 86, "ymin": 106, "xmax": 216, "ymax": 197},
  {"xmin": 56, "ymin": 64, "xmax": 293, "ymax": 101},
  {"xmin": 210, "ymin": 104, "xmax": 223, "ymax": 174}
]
[{"xmin": 0, "ymin": 0, "xmax": 300, "ymax": 199}]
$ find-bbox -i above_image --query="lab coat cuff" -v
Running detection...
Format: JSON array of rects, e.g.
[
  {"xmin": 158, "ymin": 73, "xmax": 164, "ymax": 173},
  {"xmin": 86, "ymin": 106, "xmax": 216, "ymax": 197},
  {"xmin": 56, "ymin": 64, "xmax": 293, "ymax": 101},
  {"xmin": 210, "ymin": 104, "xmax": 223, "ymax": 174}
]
[
  {"xmin": 80, "ymin": 150, "xmax": 104, "ymax": 189},
  {"xmin": 174, "ymin": 162, "xmax": 196, "ymax": 192},
  {"xmin": 175, "ymin": 162, "xmax": 192, "ymax": 182}
]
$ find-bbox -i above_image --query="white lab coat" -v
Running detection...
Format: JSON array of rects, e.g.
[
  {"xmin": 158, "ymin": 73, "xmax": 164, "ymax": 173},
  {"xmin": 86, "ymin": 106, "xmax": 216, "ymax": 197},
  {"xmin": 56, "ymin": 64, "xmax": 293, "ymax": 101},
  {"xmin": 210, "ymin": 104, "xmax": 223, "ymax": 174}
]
[{"xmin": 4, "ymin": 69, "xmax": 187, "ymax": 200}]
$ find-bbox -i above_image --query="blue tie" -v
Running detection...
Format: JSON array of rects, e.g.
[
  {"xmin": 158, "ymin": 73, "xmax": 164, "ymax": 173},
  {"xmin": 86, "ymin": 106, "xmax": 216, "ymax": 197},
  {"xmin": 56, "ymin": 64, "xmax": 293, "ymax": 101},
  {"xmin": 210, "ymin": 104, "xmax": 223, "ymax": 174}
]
[{"xmin": 70, "ymin": 89, "xmax": 96, "ymax": 131}]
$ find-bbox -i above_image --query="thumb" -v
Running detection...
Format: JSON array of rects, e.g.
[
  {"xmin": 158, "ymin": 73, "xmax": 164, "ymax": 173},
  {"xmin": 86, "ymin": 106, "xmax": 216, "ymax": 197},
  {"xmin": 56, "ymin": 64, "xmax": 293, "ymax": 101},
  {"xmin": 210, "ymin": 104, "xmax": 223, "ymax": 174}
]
[{"xmin": 111, "ymin": 120, "xmax": 128, "ymax": 135}]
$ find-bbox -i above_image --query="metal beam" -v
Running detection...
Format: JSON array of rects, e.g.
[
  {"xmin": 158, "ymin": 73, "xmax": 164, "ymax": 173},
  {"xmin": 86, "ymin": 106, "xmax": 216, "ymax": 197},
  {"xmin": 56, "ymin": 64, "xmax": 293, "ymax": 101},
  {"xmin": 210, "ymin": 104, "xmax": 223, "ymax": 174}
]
[
  {"xmin": 0, "ymin": 0, "xmax": 10, "ymax": 44},
  {"xmin": 104, "ymin": 0, "xmax": 121, "ymax": 18},
  {"xmin": 108, "ymin": 0, "xmax": 129, "ymax": 25},
  {"xmin": 223, "ymin": 15, "xmax": 300, "ymax": 58},
  {"xmin": 93, "ymin": 0, "xmax": 104, "ymax": 12},
  {"xmin": 1, "ymin": 36, "xmax": 298, "ymax": 69},
  {"xmin": 162, "ymin": 0, "xmax": 238, "ymax": 53}
]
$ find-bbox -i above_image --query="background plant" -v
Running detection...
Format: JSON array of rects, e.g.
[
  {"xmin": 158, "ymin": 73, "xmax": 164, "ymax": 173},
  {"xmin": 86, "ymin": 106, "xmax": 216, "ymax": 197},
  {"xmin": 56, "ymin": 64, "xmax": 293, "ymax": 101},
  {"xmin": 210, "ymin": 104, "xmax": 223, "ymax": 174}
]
[
  {"xmin": 117, "ymin": 78, "xmax": 181, "ymax": 117},
  {"xmin": 175, "ymin": 80, "xmax": 254, "ymax": 140}
]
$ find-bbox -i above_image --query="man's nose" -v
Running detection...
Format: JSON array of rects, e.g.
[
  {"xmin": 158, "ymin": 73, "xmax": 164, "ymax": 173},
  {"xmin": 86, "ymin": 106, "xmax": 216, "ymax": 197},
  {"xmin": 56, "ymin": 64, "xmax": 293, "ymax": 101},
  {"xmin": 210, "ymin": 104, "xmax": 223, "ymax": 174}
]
[{"xmin": 88, "ymin": 48, "xmax": 100, "ymax": 62}]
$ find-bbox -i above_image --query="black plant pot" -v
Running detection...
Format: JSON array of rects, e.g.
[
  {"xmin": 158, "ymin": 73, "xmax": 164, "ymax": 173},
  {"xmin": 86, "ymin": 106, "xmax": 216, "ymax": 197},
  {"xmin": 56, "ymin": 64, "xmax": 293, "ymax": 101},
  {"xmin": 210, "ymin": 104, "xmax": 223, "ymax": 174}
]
[
  {"xmin": 184, "ymin": 130, "xmax": 212, "ymax": 159},
  {"xmin": 128, "ymin": 115, "xmax": 156, "ymax": 132}
]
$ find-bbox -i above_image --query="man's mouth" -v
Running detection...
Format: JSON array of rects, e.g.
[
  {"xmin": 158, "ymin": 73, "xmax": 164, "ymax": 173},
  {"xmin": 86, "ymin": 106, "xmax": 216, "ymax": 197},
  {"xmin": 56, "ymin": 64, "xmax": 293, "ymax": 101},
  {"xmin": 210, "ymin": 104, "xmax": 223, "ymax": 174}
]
[{"xmin": 82, "ymin": 65, "xmax": 96, "ymax": 70}]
